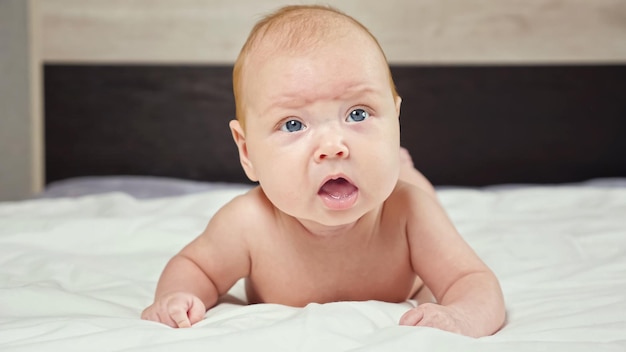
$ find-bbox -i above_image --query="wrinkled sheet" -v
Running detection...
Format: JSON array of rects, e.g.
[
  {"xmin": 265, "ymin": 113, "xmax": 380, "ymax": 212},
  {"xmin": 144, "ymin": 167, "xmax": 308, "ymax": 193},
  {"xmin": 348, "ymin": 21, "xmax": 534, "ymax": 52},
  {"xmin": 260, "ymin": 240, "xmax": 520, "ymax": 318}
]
[{"xmin": 1, "ymin": 185, "xmax": 625, "ymax": 351}]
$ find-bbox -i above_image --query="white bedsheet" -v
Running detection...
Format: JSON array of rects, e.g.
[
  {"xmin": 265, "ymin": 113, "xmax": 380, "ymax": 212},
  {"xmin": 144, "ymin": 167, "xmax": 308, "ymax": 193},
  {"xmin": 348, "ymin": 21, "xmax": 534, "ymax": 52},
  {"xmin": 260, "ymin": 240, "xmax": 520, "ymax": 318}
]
[{"xmin": 1, "ymin": 185, "xmax": 625, "ymax": 351}]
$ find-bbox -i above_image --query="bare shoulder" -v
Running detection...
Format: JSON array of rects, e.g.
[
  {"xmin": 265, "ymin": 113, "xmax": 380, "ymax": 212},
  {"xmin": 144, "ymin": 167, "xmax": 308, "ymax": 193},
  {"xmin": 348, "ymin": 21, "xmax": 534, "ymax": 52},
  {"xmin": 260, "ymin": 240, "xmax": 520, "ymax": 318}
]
[
  {"xmin": 184, "ymin": 185, "xmax": 276, "ymax": 256},
  {"xmin": 205, "ymin": 186, "xmax": 275, "ymax": 236},
  {"xmin": 387, "ymin": 180, "xmax": 456, "ymax": 239},
  {"xmin": 387, "ymin": 180, "xmax": 440, "ymax": 213}
]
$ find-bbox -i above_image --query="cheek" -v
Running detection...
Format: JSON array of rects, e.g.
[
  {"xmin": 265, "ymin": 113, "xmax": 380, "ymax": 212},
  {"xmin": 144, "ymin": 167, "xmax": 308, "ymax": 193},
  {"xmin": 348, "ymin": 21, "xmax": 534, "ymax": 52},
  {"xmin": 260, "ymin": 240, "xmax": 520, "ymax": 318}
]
[
  {"xmin": 250, "ymin": 140, "xmax": 298, "ymax": 177},
  {"xmin": 356, "ymin": 130, "xmax": 400, "ymax": 192},
  {"xmin": 373, "ymin": 148, "xmax": 401, "ymax": 183},
  {"xmin": 259, "ymin": 173, "xmax": 308, "ymax": 219},
  {"xmin": 249, "ymin": 144, "xmax": 308, "ymax": 207},
  {"xmin": 357, "ymin": 123, "xmax": 400, "ymax": 166}
]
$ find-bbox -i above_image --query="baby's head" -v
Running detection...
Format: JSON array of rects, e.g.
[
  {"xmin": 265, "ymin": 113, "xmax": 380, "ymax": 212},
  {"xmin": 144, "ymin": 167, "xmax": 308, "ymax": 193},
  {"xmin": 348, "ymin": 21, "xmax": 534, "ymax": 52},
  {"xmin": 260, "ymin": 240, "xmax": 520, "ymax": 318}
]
[
  {"xmin": 233, "ymin": 5, "xmax": 399, "ymax": 130},
  {"xmin": 230, "ymin": 5, "xmax": 403, "ymax": 226}
]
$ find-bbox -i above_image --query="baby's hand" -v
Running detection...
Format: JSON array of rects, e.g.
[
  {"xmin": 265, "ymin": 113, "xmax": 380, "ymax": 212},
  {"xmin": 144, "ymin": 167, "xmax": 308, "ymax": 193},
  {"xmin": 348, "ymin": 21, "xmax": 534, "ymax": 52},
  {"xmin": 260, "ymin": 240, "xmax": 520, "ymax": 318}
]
[
  {"xmin": 399, "ymin": 303, "xmax": 469, "ymax": 335},
  {"xmin": 141, "ymin": 292, "xmax": 206, "ymax": 328}
]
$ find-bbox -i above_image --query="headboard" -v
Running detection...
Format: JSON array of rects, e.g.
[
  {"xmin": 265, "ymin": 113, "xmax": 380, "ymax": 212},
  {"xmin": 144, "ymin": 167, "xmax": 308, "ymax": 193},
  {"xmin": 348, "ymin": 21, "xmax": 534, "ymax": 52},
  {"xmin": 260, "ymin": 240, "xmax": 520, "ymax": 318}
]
[
  {"xmin": 40, "ymin": 1, "xmax": 626, "ymax": 187},
  {"xmin": 44, "ymin": 64, "xmax": 626, "ymax": 187}
]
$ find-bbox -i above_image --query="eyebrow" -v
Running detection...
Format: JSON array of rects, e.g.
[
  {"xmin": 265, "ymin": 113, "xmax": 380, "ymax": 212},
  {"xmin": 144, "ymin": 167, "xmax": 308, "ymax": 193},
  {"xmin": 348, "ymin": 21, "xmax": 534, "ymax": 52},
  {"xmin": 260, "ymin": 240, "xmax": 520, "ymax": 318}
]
[{"xmin": 265, "ymin": 84, "xmax": 381, "ymax": 113}]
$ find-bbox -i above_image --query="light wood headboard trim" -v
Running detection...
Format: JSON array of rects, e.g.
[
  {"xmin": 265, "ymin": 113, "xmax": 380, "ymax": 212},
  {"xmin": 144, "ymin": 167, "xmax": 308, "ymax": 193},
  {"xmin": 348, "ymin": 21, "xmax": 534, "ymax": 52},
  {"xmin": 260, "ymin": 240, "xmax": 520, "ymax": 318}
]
[{"xmin": 39, "ymin": 0, "xmax": 626, "ymax": 64}]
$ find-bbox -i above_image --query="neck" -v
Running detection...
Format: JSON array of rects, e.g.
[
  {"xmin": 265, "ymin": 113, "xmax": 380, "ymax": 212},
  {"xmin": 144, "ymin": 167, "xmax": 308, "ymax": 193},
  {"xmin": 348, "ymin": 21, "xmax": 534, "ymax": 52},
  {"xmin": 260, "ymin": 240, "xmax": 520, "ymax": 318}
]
[{"xmin": 277, "ymin": 206, "xmax": 383, "ymax": 248}]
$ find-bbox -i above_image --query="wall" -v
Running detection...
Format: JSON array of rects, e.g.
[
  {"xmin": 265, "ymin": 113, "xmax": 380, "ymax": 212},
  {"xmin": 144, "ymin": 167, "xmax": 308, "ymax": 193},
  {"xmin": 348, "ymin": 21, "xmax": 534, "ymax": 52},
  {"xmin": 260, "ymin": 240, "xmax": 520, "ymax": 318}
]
[{"xmin": 0, "ymin": 0, "xmax": 42, "ymax": 201}]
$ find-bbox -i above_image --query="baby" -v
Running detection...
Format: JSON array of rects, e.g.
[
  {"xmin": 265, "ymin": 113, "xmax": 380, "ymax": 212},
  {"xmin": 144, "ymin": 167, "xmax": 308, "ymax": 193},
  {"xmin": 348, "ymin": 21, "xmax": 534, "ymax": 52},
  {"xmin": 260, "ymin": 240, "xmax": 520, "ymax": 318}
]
[{"xmin": 141, "ymin": 5, "xmax": 505, "ymax": 337}]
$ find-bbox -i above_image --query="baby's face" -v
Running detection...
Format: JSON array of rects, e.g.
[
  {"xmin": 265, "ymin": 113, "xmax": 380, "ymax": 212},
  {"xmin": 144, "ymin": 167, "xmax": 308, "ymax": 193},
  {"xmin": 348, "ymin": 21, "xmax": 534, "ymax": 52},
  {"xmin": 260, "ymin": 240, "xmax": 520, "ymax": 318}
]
[{"xmin": 240, "ymin": 29, "xmax": 401, "ymax": 227}]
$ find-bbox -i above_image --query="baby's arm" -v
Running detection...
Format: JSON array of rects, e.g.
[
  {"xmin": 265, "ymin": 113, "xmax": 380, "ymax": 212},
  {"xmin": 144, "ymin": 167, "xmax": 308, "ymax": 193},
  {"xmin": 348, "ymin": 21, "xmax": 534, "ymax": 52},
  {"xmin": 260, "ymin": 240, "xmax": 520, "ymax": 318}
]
[
  {"xmin": 141, "ymin": 245, "xmax": 222, "ymax": 328},
  {"xmin": 141, "ymin": 197, "xmax": 251, "ymax": 328},
  {"xmin": 401, "ymin": 188, "xmax": 506, "ymax": 337}
]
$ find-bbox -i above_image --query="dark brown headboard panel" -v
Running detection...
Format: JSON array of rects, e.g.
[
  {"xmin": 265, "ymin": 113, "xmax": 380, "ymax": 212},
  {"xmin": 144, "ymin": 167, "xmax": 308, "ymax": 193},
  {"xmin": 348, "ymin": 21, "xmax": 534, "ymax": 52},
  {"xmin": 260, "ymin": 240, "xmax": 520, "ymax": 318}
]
[
  {"xmin": 45, "ymin": 65, "xmax": 245, "ymax": 184},
  {"xmin": 44, "ymin": 64, "xmax": 626, "ymax": 187}
]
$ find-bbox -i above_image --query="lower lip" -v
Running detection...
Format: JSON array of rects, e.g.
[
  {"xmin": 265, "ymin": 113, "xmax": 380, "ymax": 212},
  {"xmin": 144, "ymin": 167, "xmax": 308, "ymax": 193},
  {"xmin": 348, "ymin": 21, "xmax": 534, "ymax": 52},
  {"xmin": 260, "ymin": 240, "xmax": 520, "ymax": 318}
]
[{"xmin": 318, "ymin": 189, "xmax": 359, "ymax": 210}]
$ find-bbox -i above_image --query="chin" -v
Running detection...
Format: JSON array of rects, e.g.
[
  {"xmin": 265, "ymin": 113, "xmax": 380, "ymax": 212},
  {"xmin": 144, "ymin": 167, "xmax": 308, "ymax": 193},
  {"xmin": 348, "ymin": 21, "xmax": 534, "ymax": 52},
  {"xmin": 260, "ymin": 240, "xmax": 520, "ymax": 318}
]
[{"xmin": 313, "ymin": 205, "xmax": 373, "ymax": 228}]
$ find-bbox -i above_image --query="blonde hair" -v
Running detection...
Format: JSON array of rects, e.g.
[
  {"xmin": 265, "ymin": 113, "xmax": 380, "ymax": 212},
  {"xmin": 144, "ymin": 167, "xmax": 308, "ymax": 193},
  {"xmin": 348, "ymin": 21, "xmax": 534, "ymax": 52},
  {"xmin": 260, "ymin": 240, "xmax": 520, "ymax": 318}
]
[{"xmin": 232, "ymin": 5, "xmax": 398, "ymax": 130}]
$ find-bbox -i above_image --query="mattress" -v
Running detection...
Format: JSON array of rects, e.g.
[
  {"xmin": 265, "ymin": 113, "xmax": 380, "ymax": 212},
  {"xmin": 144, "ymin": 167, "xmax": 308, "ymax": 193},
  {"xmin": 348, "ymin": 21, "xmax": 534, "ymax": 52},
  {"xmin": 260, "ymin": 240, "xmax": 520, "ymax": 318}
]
[{"xmin": 1, "ymin": 179, "xmax": 625, "ymax": 351}]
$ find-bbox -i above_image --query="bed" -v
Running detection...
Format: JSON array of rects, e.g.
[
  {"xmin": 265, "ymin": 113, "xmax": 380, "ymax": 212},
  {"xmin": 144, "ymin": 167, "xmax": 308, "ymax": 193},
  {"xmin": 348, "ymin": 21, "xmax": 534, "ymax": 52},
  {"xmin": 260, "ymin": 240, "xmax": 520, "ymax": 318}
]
[{"xmin": 1, "ymin": 63, "xmax": 625, "ymax": 351}]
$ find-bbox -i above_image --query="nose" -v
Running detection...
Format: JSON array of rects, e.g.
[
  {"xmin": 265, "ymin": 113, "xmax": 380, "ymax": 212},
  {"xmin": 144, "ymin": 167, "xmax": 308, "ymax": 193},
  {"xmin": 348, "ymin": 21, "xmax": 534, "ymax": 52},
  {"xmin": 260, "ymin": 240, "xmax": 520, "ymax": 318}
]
[{"xmin": 314, "ymin": 133, "xmax": 349, "ymax": 162}]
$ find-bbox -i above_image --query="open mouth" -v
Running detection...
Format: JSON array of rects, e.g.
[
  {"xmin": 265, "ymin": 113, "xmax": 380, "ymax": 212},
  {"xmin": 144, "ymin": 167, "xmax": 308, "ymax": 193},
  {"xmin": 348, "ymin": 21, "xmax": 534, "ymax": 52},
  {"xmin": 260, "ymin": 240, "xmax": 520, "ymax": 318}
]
[{"xmin": 318, "ymin": 177, "xmax": 358, "ymax": 210}]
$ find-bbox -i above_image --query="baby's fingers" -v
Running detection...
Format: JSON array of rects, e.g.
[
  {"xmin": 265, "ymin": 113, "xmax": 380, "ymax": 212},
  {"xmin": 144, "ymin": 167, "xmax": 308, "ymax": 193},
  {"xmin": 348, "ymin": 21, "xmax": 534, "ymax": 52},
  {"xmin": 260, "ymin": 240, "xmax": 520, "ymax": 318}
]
[
  {"xmin": 140, "ymin": 307, "xmax": 159, "ymax": 323},
  {"xmin": 168, "ymin": 304, "xmax": 192, "ymax": 328},
  {"xmin": 399, "ymin": 307, "xmax": 425, "ymax": 326},
  {"xmin": 186, "ymin": 297, "xmax": 206, "ymax": 326},
  {"xmin": 142, "ymin": 293, "xmax": 206, "ymax": 328},
  {"xmin": 168, "ymin": 295, "xmax": 206, "ymax": 328}
]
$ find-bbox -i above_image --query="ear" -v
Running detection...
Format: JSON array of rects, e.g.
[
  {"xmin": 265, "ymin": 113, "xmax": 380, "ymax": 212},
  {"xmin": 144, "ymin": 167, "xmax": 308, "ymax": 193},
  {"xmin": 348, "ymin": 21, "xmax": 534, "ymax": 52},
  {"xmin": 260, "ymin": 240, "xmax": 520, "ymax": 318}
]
[
  {"xmin": 394, "ymin": 96, "xmax": 402, "ymax": 117},
  {"xmin": 229, "ymin": 120, "xmax": 258, "ymax": 182}
]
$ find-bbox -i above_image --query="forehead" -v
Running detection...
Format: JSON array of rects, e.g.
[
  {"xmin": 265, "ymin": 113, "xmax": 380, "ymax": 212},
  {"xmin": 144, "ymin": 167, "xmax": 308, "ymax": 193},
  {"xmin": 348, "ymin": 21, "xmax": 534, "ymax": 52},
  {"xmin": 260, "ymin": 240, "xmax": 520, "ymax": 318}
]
[
  {"xmin": 243, "ymin": 26, "xmax": 390, "ymax": 107},
  {"xmin": 267, "ymin": 55, "xmax": 383, "ymax": 103}
]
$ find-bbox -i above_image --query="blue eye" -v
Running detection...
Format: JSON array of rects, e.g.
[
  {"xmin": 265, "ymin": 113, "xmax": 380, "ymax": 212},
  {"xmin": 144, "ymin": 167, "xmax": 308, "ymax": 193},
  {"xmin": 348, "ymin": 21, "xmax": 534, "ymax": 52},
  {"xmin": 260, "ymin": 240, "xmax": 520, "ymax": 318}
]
[
  {"xmin": 281, "ymin": 119, "xmax": 304, "ymax": 132},
  {"xmin": 347, "ymin": 108, "xmax": 369, "ymax": 122}
]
